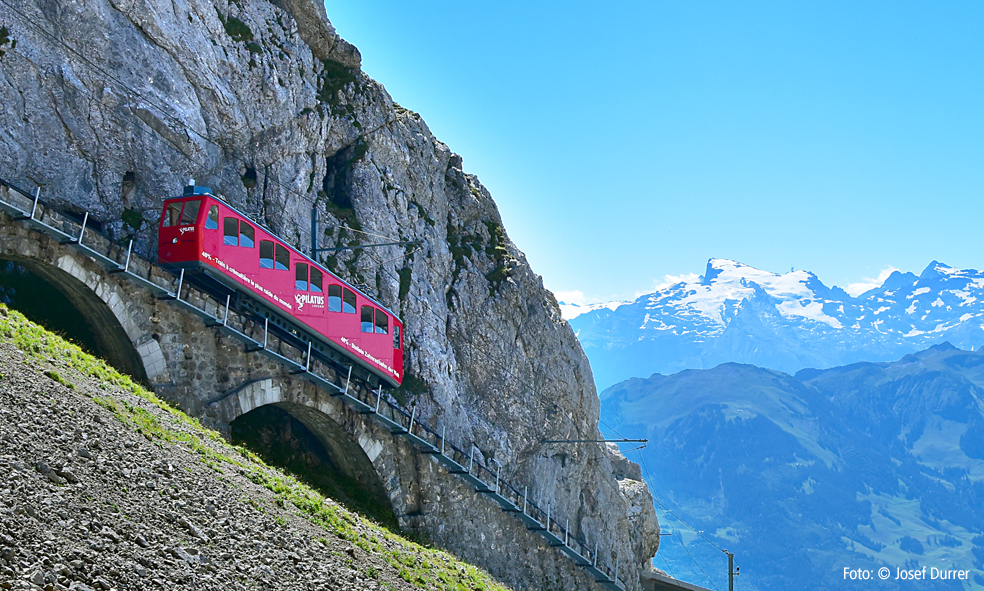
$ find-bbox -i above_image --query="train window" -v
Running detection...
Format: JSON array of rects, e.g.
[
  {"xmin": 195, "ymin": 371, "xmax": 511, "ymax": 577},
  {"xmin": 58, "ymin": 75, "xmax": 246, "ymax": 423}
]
[
  {"xmin": 163, "ymin": 202, "xmax": 182, "ymax": 227},
  {"xmin": 259, "ymin": 240, "xmax": 274, "ymax": 268},
  {"xmin": 275, "ymin": 244, "xmax": 289, "ymax": 271},
  {"xmin": 295, "ymin": 263, "xmax": 308, "ymax": 290},
  {"xmin": 205, "ymin": 205, "xmax": 219, "ymax": 230},
  {"xmin": 180, "ymin": 199, "xmax": 201, "ymax": 226},
  {"xmin": 361, "ymin": 306, "xmax": 374, "ymax": 333},
  {"xmin": 343, "ymin": 288, "xmax": 357, "ymax": 314},
  {"xmin": 328, "ymin": 285, "xmax": 342, "ymax": 312},
  {"xmin": 375, "ymin": 310, "xmax": 388, "ymax": 334},
  {"xmin": 310, "ymin": 268, "xmax": 323, "ymax": 293},
  {"xmin": 223, "ymin": 217, "xmax": 238, "ymax": 245},
  {"xmin": 393, "ymin": 325, "xmax": 400, "ymax": 349},
  {"xmin": 240, "ymin": 222, "xmax": 255, "ymax": 248}
]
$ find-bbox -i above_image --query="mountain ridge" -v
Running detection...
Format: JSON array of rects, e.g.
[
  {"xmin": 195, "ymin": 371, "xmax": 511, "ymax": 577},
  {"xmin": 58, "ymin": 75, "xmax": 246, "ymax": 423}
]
[{"xmin": 570, "ymin": 258, "xmax": 984, "ymax": 389}]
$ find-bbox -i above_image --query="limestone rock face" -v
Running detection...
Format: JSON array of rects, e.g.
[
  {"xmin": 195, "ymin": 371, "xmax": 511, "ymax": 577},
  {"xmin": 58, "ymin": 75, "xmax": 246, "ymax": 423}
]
[{"xmin": 0, "ymin": 0, "xmax": 659, "ymax": 587}]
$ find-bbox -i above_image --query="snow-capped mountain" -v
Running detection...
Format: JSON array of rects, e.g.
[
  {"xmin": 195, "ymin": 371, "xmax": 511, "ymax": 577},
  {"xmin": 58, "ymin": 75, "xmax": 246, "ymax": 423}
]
[{"xmin": 570, "ymin": 258, "xmax": 984, "ymax": 389}]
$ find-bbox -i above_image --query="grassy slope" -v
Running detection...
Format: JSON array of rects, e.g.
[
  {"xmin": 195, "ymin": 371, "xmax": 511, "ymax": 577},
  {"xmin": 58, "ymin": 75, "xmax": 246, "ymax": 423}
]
[{"xmin": 0, "ymin": 303, "xmax": 511, "ymax": 591}]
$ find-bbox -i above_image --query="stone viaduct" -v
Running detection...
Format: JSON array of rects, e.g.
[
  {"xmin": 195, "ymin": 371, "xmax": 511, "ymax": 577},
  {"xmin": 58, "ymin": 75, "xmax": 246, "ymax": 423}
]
[{"xmin": 0, "ymin": 181, "xmax": 634, "ymax": 591}]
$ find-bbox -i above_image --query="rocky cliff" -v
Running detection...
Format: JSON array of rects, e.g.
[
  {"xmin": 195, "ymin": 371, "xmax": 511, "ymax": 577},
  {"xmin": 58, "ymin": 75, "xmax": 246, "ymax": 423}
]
[{"xmin": 0, "ymin": 0, "xmax": 659, "ymax": 588}]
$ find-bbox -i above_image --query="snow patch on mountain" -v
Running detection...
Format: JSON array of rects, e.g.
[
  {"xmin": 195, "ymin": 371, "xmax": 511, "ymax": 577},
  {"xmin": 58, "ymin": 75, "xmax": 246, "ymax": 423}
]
[{"xmin": 569, "ymin": 259, "xmax": 984, "ymax": 389}]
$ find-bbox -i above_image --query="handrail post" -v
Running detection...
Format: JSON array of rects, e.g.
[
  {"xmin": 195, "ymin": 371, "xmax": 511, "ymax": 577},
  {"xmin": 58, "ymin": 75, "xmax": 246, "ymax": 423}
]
[
  {"xmin": 175, "ymin": 268, "xmax": 185, "ymax": 301},
  {"xmin": 593, "ymin": 542, "xmax": 598, "ymax": 567},
  {"xmin": 468, "ymin": 446, "xmax": 474, "ymax": 474},
  {"xmin": 77, "ymin": 211, "xmax": 88, "ymax": 245},
  {"xmin": 440, "ymin": 425, "xmax": 445, "ymax": 455},
  {"xmin": 29, "ymin": 187, "xmax": 40, "ymax": 220},
  {"xmin": 374, "ymin": 389, "xmax": 382, "ymax": 414},
  {"xmin": 408, "ymin": 405, "xmax": 416, "ymax": 434},
  {"xmin": 342, "ymin": 366, "xmax": 352, "ymax": 396},
  {"xmin": 523, "ymin": 486, "xmax": 527, "ymax": 515},
  {"xmin": 565, "ymin": 519, "xmax": 569, "ymax": 547},
  {"xmin": 495, "ymin": 464, "xmax": 501, "ymax": 495},
  {"xmin": 304, "ymin": 341, "xmax": 312, "ymax": 372},
  {"xmin": 261, "ymin": 317, "xmax": 268, "ymax": 349},
  {"xmin": 123, "ymin": 240, "xmax": 133, "ymax": 272},
  {"xmin": 222, "ymin": 294, "xmax": 230, "ymax": 326},
  {"xmin": 546, "ymin": 505, "xmax": 550, "ymax": 533}
]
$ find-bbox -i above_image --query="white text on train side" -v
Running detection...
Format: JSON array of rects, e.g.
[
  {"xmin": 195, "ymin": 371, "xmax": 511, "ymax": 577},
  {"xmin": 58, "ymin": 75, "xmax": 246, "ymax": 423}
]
[{"xmin": 295, "ymin": 293, "xmax": 325, "ymax": 311}]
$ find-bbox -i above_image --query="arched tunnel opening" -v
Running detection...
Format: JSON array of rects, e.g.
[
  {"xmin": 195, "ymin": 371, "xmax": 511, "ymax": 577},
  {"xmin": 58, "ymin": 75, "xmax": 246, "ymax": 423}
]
[
  {"xmin": 231, "ymin": 403, "xmax": 398, "ymax": 529},
  {"xmin": 0, "ymin": 259, "xmax": 148, "ymax": 382}
]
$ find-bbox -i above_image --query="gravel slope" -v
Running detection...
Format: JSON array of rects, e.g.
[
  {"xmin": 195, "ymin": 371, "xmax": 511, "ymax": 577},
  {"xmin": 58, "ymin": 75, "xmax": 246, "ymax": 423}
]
[{"xmin": 0, "ymin": 305, "xmax": 510, "ymax": 591}]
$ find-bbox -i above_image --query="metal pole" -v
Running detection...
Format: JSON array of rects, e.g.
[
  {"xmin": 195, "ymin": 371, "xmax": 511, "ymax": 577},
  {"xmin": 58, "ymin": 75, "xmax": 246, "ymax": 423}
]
[
  {"xmin": 176, "ymin": 268, "xmax": 185, "ymax": 301},
  {"xmin": 408, "ymin": 405, "xmax": 416, "ymax": 434},
  {"xmin": 311, "ymin": 206, "xmax": 318, "ymax": 258},
  {"xmin": 261, "ymin": 317, "xmax": 268, "ymax": 349},
  {"xmin": 222, "ymin": 294, "xmax": 230, "ymax": 326},
  {"xmin": 495, "ymin": 464, "xmax": 501, "ymax": 494},
  {"xmin": 440, "ymin": 426, "xmax": 445, "ymax": 455},
  {"xmin": 343, "ymin": 366, "xmax": 352, "ymax": 396},
  {"xmin": 728, "ymin": 551, "xmax": 735, "ymax": 591},
  {"xmin": 304, "ymin": 341, "xmax": 312, "ymax": 372},
  {"xmin": 523, "ymin": 486, "xmax": 527, "ymax": 514},
  {"xmin": 29, "ymin": 187, "xmax": 39, "ymax": 220},
  {"xmin": 565, "ymin": 519, "xmax": 569, "ymax": 547},
  {"xmin": 77, "ymin": 211, "xmax": 88, "ymax": 245},
  {"xmin": 593, "ymin": 542, "xmax": 598, "ymax": 567},
  {"xmin": 468, "ymin": 447, "xmax": 474, "ymax": 474},
  {"xmin": 546, "ymin": 506, "xmax": 550, "ymax": 533},
  {"xmin": 123, "ymin": 240, "xmax": 133, "ymax": 272}
]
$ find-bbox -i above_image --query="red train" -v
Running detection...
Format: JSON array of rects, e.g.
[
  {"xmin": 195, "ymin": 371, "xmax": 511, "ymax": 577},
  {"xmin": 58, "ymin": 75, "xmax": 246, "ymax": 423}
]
[{"xmin": 157, "ymin": 183, "xmax": 404, "ymax": 387}]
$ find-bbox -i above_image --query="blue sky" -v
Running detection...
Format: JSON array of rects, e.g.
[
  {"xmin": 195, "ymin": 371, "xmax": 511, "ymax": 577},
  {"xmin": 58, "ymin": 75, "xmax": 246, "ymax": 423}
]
[{"xmin": 326, "ymin": 1, "xmax": 984, "ymax": 304}]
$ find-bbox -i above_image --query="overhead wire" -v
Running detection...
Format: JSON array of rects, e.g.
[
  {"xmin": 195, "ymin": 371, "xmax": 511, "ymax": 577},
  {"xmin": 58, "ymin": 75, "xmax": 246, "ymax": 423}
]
[{"xmin": 2, "ymin": 4, "xmax": 695, "ymax": 578}]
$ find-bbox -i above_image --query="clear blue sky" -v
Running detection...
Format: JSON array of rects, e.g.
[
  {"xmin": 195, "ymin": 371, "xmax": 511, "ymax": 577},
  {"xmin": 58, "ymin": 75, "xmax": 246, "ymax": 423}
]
[{"xmin": 326, "ymin": 1, "xmax": 984, "ymax": 304}]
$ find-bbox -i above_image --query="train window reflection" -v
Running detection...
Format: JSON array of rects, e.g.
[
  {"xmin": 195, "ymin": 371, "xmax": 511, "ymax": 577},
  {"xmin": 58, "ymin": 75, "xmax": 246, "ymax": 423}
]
[
  {"xmin": 223, "ymin": 217, "xmax": 238, "ymax": 245},
  {"xmin": 343, "ymin": 289, "xmax": 357, "ymax": 314},
  {"xmin": 328, "ymin": 285, "xmax": 342, "ymax": 312},
  {"xmin": 164, "ymin": 202, "xmax": 182, "ymax": 227},
  {"xmin": 361, "ymin": 306, "xmax": 374, "ymax": 333},
  {"xmin": 275, "ymin": 244, "xmax": 289, "ymax": 271},
  {"xmin": 205, "ymin": 205, "xmax": 219, "ymax": 230},
  {"xmin": 310, "ymin": 268, "xmax": 323, "ymax": 293},
  {"xmin": 295, "ymin": 263, "xmax": 309, "ymax": 290},
  {"xmin": 180, "ymin": 199, "xmax": 201, "ymax": 225},
  {"xmin": 240, "ymin": 222, "xmax": 254, "ymax": 248},
  {"xmin": 375, "ymin": 310, "xmax": 388, "ymax": 334},
  {"xmin": 259, "ymin": 240, "xmax": 274, "ymax": 268}
]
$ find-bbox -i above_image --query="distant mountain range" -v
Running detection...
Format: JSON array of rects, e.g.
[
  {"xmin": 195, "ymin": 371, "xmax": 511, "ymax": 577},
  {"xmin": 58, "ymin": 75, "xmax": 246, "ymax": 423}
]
[
  {"xmin": 601, "ymin": 344, "xmax": 984, "ymax": 591},
  {"xmin": 567, "ymin": 259, "xmax": 984, "ymax": 390}
]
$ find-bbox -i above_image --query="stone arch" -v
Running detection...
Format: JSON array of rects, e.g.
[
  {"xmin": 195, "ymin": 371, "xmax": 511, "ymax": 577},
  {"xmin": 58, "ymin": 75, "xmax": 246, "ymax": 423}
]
[
  {"xmin": 217, "ymin": 378, "xmax": 400, "ymax": 520},
  {"xmin": 0, "ymin": 228, "xmax": 168, "ymax": 384}
]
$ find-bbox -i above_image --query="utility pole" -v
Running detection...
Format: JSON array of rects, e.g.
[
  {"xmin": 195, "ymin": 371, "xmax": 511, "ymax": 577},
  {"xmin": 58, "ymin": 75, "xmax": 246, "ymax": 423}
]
[{"xmin": 726, "ymin": 550, "xmax": 739, "ymax": 591}]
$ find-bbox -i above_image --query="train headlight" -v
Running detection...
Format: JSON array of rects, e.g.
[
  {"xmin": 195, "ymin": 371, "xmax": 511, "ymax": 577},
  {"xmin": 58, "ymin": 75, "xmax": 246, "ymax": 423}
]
[{"xmin": 172, "ymin": 238, "xmax": 178, "ymax": 244}]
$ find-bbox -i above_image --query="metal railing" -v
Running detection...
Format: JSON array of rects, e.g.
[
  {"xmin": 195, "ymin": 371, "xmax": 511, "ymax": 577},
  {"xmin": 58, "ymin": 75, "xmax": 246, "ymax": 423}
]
[{"xmin": 0, "ymin": 176, "xmax": 627, "ymax": 590}]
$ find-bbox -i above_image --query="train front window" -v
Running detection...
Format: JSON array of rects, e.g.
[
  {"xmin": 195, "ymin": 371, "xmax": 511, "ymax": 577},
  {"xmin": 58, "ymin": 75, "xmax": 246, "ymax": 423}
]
[
  {"xmin": 295, "ymin": 263, "xmax": 308, "ymax": 290},
  {"xmin": 328, "ymin": 285, "xmax": 342, "ymax": 312},
  {"xmin": 205, "ymin": 205, "xmax": 219, "ymax": 230},
  {"xmin": 180, "ymin": 199, "xmax": 201, "ymax": 225},
  {"xmin": 240, "ymin": 222, "xmax": 255, "ymax": 248},
  {"xmin": 275, "ymin": 244, "xmax": 289, "ymax": 271},
  {"xmin": 361, "ymin": 306, "xmax": 374, "ymax": 333},
  {"xmin": 259, "ymin": 240, "xmax": 274, "ymax": 268},
  {"xmin": 375, "ymin": 310, "xmax": 388, "ymax": 334},
  {"xmin": 163, "ymin": 202, "xmax": 182, "ymax": 227},
  {"xmin": 223, "ymin": 218, "xmax": 238, "ymax": 245},
  {"xmin": 310, "ymin": 268, "xmax": 323, "ymax": 292},
  {"xmin": 343, "ymin": 288, "xmax": 357, "ymax": 314}
]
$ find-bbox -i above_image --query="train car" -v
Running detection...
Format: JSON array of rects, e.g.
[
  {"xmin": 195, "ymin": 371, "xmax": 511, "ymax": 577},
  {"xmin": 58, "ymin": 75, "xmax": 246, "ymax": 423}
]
[{"xmin": 157, "ymin": 182, "xmax": 404, "ymax": 387}]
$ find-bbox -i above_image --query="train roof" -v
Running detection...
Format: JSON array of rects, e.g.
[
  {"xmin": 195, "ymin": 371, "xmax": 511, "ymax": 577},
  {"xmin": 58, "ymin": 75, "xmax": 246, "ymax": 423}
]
[{"xmin": 166, "ymin": 187, "xmax": 403, "ymax": 322}]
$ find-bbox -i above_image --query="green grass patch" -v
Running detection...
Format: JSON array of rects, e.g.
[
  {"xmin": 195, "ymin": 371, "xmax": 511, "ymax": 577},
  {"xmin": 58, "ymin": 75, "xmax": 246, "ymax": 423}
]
[{"xmin": 0, "ymin": 304, "xmax": 512, "ymax": 591}]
